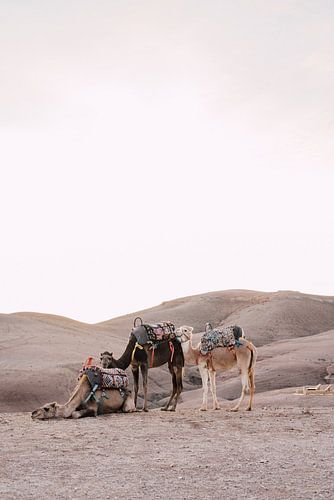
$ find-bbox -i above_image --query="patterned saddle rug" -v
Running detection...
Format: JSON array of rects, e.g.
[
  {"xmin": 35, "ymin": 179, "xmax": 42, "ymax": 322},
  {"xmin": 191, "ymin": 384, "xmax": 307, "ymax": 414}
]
[
  {"xmin": 200, "ymin": 325, "xmax": 244, "ymax": 355},
  {"xmin": 132, "ymin": 319, "xmax": 176, "ymax": 345},
  {"xmin": 144, "ymin": 322, "xmax": 176, "ymax": 343},
  {"xmin": 79, "ymin": 365, "xmax": 129, "ymax": 389}
]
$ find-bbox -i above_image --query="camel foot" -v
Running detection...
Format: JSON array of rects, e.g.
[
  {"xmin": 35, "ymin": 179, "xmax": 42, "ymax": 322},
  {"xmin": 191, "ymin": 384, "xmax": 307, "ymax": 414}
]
[
  {"xmin": 71, "ymin": 411, "xmax": 81, "ymax": 419},
  {"xmin": 213, "ymin": 406, "xmax": 221, "ymax": 410},
  {"xmin": 142, "ymin": 408, "xmax": 149, "ymax": 412},
  {"xmin": 160, "ymin": 406, "xmax": 168, "ymax": 411},
  {"xmin": 170, "ymin": 407, "xmax": 176, "ymax": 412},
  {"xmin": 245, "ymin": 407, "xmax": 252, "ymax": 412},
  {"xmin": 199, "ymin": 406, "xmax": 207, "ymax": 412},
  {"xmin": 230, "ymin": 407, "xmax": 239, "ymax": 412}
]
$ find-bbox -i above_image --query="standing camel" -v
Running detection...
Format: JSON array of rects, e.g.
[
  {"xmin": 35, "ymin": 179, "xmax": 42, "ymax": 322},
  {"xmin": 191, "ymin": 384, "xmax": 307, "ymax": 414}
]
[
  {"xmin": 100, "ymin": 326, "xmax": 184, "ymax": 412},
  {"xmin": 175, "ymin": 325, "xmax": 257, "ymax": 411}
]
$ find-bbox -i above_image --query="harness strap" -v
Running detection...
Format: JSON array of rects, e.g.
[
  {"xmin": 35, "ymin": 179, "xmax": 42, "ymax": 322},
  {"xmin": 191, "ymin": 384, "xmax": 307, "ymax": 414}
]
[
  {"xmin": 97, "ymin": 390, "xmax": 110, "ymax": 415},
  {"xmin": 131, "ymin": 342, "xmax": 144, "ymax": 362},
  {"xmin": 195, "ymin": 349, "xmax": 201, "ymax": 365},
  {"xmin": 83, "ymin": 383, "xmax": 99, "ymax": 404}
]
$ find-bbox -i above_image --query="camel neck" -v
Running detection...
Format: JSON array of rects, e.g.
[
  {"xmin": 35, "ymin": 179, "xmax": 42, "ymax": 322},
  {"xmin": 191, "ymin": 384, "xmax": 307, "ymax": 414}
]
[
  {"xmin": 56, "ymin": 376, "xmax": 89, "ymax": 418},
  {"xmin": 181, "ymin": 339, "xmax": 199, "ymax": 365},
  {"xmin": 113, "ymin": 334, "xmax": 137, "ymax": 369}
]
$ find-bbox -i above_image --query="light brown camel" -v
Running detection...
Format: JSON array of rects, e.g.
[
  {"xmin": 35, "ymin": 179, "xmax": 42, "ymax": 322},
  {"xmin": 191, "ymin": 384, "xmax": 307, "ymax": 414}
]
[
  {"xmin": 31, "ymin": 374, "xmax": 135, "ymax": 420},
  {"xmin": 175, "ymin": 325, "xmax": 257, "ymax": 411}
]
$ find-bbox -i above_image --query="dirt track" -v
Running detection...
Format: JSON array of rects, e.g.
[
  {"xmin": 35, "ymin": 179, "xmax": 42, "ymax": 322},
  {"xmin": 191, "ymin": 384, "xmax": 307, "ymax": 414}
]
[{"xmin": 1, "ymin": 406, "xmax": 333, "ymax": 500}]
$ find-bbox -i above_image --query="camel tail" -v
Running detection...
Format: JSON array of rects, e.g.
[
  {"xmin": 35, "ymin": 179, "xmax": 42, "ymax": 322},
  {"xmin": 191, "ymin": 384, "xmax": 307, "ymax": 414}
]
[
  {"xmin": 247, "ymin": 341, "xmax": 256, "ymax": 375},
  {"xmin": 236, "ymin": 341, "xmax": 256, "ymax": 396}
]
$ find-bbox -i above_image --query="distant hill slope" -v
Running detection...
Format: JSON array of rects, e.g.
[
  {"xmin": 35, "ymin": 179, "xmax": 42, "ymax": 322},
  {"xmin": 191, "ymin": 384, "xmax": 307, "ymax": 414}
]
[
  {"xmin": 97, "ymin": 290, "xmax": 334, "ymax": 346},
  {"xmin": 1, "ymin": 290, "xmax": 334, "ymax": 412}
]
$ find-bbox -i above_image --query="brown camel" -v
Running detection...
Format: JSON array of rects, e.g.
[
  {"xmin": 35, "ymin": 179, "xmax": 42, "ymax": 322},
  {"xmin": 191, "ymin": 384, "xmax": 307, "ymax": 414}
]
[
  {"xmin": 31, "ymin": 373, "xmax": 135, "ymax": 420},
  {"xmin": 100, "ymin": 326, "xmax": 184, "ymax": 412},
  {"xmin": 175, "ymin": 325, "xmax": 257, "ymax": 411}
]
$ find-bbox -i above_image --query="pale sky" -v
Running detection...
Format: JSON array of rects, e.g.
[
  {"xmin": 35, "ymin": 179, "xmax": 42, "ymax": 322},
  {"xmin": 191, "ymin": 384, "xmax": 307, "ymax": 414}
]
[{"xmin": 1, "ymin": 1, "xmax": 333, "ymax": 323}]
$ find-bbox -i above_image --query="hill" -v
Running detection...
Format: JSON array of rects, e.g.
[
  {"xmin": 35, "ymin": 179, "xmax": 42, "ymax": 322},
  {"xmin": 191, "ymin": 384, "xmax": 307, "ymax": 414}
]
[{"xmin": 1, "ymin": 289, "xmax": 334, "ymax": 412}]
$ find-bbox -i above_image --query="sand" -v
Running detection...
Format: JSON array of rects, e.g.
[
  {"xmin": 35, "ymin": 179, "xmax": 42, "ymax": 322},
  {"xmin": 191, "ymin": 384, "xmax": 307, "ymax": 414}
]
[
  {"xmin": 1, "ymin": 404, "xmax": 333, "ymax": 499},
  {"xmin": 1, "ymin": 290, "xmax": 334, "ymax": 499}
]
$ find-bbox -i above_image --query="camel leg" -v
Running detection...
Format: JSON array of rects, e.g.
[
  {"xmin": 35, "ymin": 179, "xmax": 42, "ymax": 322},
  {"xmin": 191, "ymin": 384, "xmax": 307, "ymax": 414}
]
[
  {"xmin": 199, "ymin": 365, "xmax": 209, "ymax": 411},
  {"xmin": 161, "ymin": 363, "xmax": 177, "ymax": 411},
  {"xmin": 71, "ymin": 408, "xmax": 97, "ymax": 419},
  {"xmin": 231, "ymin": 368, "xmax": 248, "ymax": 412},
  {"xmin": 208, "ymin": 370, "xmax": 220, "ymax": 410},
  {"xmin": 171, "ymin": 366, "xmax": 183, "ymax": 411},
  {"xmin": 132, "ymin": 366, "xmax": 139, "ymax": 409},
  {"xmin": 140, "ymin": 363, "xmax": 149, "ymax": 412},
  {"xmin": 245, "ymin": 368, "xmax": 255, "ymax": 411},
  {"xmin": 122, "ymin": 393, "xmax": 136, "ymax": 413}
]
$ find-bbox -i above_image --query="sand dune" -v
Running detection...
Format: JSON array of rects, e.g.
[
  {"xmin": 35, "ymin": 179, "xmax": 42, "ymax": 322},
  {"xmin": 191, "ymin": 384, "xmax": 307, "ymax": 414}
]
[{"xmin": 1, "ymin": 290, "xmax": 334, "ymax": 412}]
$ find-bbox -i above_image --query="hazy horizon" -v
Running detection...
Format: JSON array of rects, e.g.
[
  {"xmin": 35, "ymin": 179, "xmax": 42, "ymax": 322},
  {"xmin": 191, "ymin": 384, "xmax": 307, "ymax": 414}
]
[{"xmin": 1, "ymin": 1, "xmax": 333, "ymax": 322}]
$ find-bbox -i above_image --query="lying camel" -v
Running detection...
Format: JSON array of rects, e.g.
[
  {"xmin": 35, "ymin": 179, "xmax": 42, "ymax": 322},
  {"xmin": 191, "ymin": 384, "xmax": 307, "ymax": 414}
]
[
  {"xmin": 175, "ymin": 325, "xmax": 257, "ymax": 411},
  {"xmin": 31, "ymin": 373, "xmax": 135, "ymax": 420}
]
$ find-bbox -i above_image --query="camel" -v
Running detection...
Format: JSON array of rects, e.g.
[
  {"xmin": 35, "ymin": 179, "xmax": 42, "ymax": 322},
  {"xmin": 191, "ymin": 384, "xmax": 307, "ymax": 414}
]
[
  {"xmin": 100, "ymin": 326, "xmax": 184, "ymax": 412},
  {"xmin": 175, "ymin": 325, "xmax": 257, "ymax": 412},
  {"xmin": 31, "ymin": 373, "xmax": 135, "ymax": 420}
]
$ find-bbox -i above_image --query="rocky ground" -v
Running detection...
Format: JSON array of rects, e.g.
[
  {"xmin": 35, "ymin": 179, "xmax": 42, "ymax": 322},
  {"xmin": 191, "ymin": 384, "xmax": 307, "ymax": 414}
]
[
  {"xmin": 1, "ymin": 404, "xmax": 333, "ymax": 499},
  {"xmin": 1, "ymin": 290, "xmax": 334, "ymax": 498}
]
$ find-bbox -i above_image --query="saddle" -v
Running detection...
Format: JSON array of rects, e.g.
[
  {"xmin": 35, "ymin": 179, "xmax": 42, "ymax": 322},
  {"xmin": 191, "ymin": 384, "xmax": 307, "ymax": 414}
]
[
  {"xmin": 132, "ymin": 318, "xmax": 176, "ymax": 345},
  {"xmin": 200, "ymin": 325, "xmax": 244, "ymax": 355},
  {"xmin": 79, "ymin": 365, "xmax": 129, "ymax": 390},
  {"xmin": 78, "ymin": 365, "xmax": 129, "ymax": 414}
]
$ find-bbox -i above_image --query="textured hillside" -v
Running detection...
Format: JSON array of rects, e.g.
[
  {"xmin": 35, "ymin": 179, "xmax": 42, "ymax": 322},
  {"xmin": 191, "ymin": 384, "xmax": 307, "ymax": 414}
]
[{"xmin": 1, "ymin": 290, "xmax": 334, "ymax": 412}]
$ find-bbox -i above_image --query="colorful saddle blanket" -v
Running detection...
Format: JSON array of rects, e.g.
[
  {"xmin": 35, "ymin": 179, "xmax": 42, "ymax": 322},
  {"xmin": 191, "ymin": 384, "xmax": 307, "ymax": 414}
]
[
  {"xmin": 132, "ymin": 321, "xmax": 176, "ymax": 345},
  {"xmin": 79, "ymin": 365, "xmax": 129, "ymax": 389},
  {"xmin": 144, "ymin": 322, "xmax": 176, "ymax": 343},
  {"xmin": 200, "ymin": 325, "xmax": 243, "ymax": 355}
]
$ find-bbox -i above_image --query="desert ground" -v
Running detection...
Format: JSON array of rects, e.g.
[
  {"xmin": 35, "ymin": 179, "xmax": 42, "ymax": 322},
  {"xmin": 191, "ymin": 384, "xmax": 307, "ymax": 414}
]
[{"xmin": 1, "ymin": 290, "xmax": 334, "ymax": 499}]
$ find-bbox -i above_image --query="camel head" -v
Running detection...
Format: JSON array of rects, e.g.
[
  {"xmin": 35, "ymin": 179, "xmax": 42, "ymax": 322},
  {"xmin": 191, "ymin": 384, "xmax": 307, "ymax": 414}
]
[
  {"xmin": 175, "ymin": 325, "xmax": 194, "ymax": 343},
  {"xmin": 31, "ymin": 402, "xmax": 59, "ymax": 420},
  {"xmin": 100, "ymin": 351, "xmax": 114, "ymax": 368}
]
